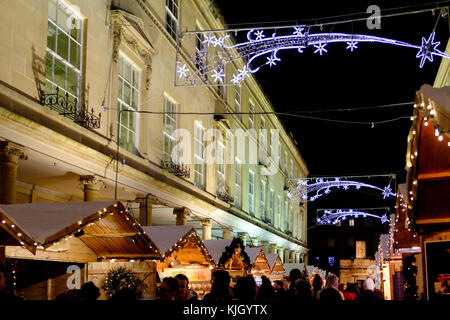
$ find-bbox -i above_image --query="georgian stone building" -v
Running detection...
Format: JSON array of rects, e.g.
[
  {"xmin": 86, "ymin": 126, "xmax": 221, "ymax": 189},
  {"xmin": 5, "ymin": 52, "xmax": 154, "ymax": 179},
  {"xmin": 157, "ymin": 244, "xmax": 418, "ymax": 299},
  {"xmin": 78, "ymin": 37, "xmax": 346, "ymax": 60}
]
[{"xmin": 0, "ymin": 0, "xmax": 308, "ymax": 263}]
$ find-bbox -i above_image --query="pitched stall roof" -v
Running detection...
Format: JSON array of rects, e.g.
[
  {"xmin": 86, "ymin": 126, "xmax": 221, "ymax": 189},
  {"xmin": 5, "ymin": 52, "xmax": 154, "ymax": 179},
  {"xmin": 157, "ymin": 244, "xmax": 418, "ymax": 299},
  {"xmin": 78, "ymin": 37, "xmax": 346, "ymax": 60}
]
[
  {"xmin": 246, "ymin": 247, "xmax": 270, "ymax": 273},
  {"xmin": 202, "ymin": 239, "xmax": 232, "ymax": 265},
  {"xmin": 0, "ymin": 201, "xmax": 161, "ymax": 258},
  {"xmin": 143, "ymin": 226, "xmax": 215, "ymax": 266},
  {"xmin": 266, "ymin": 253, "xmax": 285, "ymax": 273}
]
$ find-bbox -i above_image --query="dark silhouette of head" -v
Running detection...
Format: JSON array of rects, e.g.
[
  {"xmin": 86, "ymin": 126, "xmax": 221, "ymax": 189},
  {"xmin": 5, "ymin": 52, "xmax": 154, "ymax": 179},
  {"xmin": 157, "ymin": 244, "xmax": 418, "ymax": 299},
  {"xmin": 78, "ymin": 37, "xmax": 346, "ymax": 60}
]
[{"xmin": 234, "ymin": 275, "xmax": 257, "ymax": 302}]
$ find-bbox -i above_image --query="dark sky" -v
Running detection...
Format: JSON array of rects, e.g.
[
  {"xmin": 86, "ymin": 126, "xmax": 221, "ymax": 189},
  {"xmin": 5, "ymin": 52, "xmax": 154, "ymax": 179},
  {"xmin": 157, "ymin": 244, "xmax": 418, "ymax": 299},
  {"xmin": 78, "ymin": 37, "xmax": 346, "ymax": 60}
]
[{"xmin": 215, "ymin": 0, "xmax": 449, "ymax": 179}]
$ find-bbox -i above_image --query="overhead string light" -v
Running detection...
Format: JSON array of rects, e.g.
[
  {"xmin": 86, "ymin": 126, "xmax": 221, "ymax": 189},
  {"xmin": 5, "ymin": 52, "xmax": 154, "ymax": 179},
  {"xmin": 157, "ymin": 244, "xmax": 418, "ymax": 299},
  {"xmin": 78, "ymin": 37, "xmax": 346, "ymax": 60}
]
[
  {"xmin": 287, "ymin": 177, "xmax": 396, "ymax": 202},
  {"xmin": 175, "ymin": 22, "xmax": 450, "ymax": 86}
]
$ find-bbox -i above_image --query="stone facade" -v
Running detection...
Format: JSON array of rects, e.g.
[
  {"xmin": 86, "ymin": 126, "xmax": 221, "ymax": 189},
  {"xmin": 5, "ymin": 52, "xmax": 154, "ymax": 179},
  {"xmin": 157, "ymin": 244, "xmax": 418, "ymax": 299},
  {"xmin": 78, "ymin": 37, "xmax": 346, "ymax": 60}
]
[{"xmin": 0, "ymin": 0, "xmax": 308, "ymax": 256}]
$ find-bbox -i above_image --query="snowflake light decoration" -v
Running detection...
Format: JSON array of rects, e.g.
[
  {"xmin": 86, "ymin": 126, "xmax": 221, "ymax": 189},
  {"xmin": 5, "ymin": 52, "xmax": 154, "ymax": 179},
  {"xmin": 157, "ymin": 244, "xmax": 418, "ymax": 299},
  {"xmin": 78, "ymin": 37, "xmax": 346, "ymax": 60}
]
[
  {"xmin": 346, "ymin": 40, "xmax": 358, "ymax": 51},
  {"xmin": 290, "ymin": 177, "xmax": 397, "ymax": 202},
  {"xmin": 314, "ymin": 42, "xmax": 327, "ymax": 55},
  {"xmin": 176, "ymin": 24, "xmax": 450, "ymax": 86},
  {"xmin": 211, "ymin": 68, "xmax": 225, "ymax": 83},
  {"xmin": 176, "ymin": 64, "xmax": 189, "ymax": 79},
  {"xmin": 317, "ymin": 209, "xmax": 391, "ymax": 225}
]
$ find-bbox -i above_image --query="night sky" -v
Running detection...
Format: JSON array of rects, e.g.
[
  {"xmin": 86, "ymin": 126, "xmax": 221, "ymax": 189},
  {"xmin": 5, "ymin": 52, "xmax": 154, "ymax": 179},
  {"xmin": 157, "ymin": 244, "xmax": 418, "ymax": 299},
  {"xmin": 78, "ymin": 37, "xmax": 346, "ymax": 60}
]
[{"xmin": 215, "ymin": 0, "xmax": 449, "ymax": 179}]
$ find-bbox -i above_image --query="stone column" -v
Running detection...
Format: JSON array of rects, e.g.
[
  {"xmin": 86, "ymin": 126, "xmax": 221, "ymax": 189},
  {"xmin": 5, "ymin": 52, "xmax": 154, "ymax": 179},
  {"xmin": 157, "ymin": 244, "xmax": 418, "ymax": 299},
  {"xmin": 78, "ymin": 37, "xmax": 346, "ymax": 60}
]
[
  {"xmin": 277, "ymin": 246, "xmax": 284, "ymax": 262},
  {"xmin": 284, "ymin": 248, "xmax": 290, "ymax": 264},
  {"xmin": 261, "ymin": 240, "xmax": 269, "ymax": 254},
  {"xmin": 136, "ymin": 197, "xmax": 152, "ymax": 226},
  {"xmin": 269, "ymin": 243, "xmax": 277, "ymax": 254},
  {"xmin": 221, "ymin": 226, "xmax": 232, "ymax": 240},
  {"xmin": 237, "ymin": 232, "xmax": 247, "ymax": 247},
  {"xmin": 201, "ymin": 219, "xmax": 213, "ymax": 240},
  {"xmin": 289, "ymin": 250, "xmax": 295, "ymax": 264},
  {"xmin": 295, "ymin": 251, "xmax": 301, "ymax": 263},
  {"xmin": 79, "ymin": 175, "xmax": 106, "ymax": 202},
  {"xmin": 0, "ymin": 141, "xmax": 27, "ymax": 204},
  {"xmin": 173, "ymin": 207, "xmax": 191, "ymax": 226},
  {"xmin": 250, "ymin": 237, "xmax": 259, "ymax": 247}
]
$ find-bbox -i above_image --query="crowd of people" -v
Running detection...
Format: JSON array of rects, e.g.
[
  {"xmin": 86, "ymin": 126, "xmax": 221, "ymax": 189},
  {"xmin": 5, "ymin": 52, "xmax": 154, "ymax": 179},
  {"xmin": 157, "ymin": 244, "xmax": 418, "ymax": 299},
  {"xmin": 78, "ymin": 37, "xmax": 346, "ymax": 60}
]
[
  {"xmin": 0, "ymin": 262, "xmax": 385, "ymax": 301},
  {"xmin": 157, "ymin": 268, "xmax": 386, "ymax": 302}
]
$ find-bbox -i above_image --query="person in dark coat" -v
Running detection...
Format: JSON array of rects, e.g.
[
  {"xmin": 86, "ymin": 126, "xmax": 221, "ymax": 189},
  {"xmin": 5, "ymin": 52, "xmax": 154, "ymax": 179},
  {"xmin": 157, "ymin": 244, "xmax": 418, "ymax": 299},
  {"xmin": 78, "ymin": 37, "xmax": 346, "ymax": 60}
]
[
  {"xmin": 358, "ymin": 278, "xmax": 384, "ymax": 302},
  {"xmin": 257, "ymin": 275, "xmax": 274, "ymax": 301},
  {"xmin": 319, "ymin": 273, "xmax": 343, "ymax": 302},
  {"xmin": 0, "ymin": 263, "xmax": 22, "ymax": 301},
  {"xmin": 175, "ymin": 273, "xmax": 198, "ymax": 300},
  {"xmin": 203, "ymin": 270, "xmax": 233, "ymax": 301}
]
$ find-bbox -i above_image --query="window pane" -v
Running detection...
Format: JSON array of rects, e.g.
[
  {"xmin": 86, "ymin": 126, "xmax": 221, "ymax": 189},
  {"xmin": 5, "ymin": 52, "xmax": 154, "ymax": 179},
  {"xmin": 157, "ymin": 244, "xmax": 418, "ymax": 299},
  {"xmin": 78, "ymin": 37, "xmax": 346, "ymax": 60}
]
[
  {"xmin": 66, "ymin": 67, "xmax": 78, "ymax": 96},
  {"xmin": 69, "ymin": 40, "xmax": 80, "ymax": 68},
  {"xmin": 121, "ymin": 108, "xmax": 129, "ymax": 128},
  {"xmin": 129, "ymin": 112, "xmax": 135, "ymax": 131},
  {"xmin": 132, "ymin": 69, "xmax": 139, "ymax": 88},
  {"xmin": 57, "ymin": 30, "xmax": 69, "ymax": 60},
  {"xmin": 124, "ymin": 61, "xmax": 131, "ymax": 82},
  {"xmin": 47, "ymin": 22, "xmax": 56, "ymax": 51},
  {"xmin": 53, "ymin": 57, "xmax": 66, "ymax": 89},
  {"xmin": 123, "ymin": 82, "xmax": 131, "ymax": 105},
  {"xmin": 120, "ymin": 125, "xmax": 127, "ymax": 147},
  {"xmin": 128, "ymin": 131, "xmax": 135, "ymax": 152},
  {"xmin": 131, "ymin": 88, "xmax": 138, "ymax": 109},
  {"xmin": 118, "ymin": 78, "xmax": 123, "ymax": 101}
]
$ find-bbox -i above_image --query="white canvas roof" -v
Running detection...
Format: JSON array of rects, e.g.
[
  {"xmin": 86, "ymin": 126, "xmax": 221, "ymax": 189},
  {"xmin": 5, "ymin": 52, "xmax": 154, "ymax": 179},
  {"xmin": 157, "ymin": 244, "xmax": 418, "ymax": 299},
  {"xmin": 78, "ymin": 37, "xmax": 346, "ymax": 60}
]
[
  {"xmin": 142, "ymin": 225, "xmax": 197, "ymax": 255},
  {"xmin": 202, "ymin": 239, "xmax": 232, "ymax": 264}
]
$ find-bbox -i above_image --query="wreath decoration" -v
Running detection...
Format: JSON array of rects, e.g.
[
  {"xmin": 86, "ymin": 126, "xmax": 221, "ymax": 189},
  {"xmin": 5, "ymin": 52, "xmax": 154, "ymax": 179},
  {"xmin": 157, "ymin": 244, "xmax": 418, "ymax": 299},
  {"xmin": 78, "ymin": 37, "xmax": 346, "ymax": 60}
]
[{"xmin": 102, "ymin": 267, "xmax": 143, "ymax": 298}]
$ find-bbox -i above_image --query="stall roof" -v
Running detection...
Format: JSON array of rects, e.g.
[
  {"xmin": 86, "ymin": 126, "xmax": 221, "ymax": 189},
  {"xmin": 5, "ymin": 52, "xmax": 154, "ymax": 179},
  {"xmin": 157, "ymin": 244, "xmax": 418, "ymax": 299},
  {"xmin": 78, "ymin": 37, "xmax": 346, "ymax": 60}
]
[
  {"xmin": 202, "ymin": 239, "xmax": 232, "ymax": 264},
  {"xmin": 0, "ymin": 201, "xmax": 161, "ymax": 258},
  {"xmin": 246, "ymin": 247, "xmax": 263, "ymax": 264},
  {"xmin": 266, "ymin": 253, "xmax": 285, "ymax": 273},
  {"xmin": 418, "ymin": 84, "xmax": 450, "ymax": 136},
  {"xmin": 143, "ymin": 225, "xmax": 196, "ymax": 255}
]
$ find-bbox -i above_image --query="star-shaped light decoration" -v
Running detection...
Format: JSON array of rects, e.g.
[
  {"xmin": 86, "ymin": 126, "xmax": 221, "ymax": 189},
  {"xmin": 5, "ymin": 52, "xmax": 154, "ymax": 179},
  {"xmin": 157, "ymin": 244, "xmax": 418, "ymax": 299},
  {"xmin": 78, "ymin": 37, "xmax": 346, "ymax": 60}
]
[
  {"xmin": 176, "ymin": 64, "xmax": 189, "ymax": 79},
  {"xmin": 416, "ymin": 32, "xmax": 441, "ymax": 68},
  {"xmin": 382, "ymin": 185, "xmax": 393, "ymax": 199},
  {"xmin": 346, "ymin": 40, "xmax": 358, "ymax": 52},
  {"xmin": 314, "ymin": 42, "xmax": 327, "ymax": 55},
  {"xmin": 380, "ymin": 214, "xmax": 389, "ymax": 224},
  {"xmin": 211, "ymin": 68, "xmax": 225, "ymax": 83},
  {"xmin": 293, "ymin": 26, "xmax": 305, "ymax": 36},
  {"xmin": 202, "ymin": 34, "xmax": 216, "ymax": 47},
  {"xmin": 255, "ymin": 30, "xmax": 265, "ymax": 41}
]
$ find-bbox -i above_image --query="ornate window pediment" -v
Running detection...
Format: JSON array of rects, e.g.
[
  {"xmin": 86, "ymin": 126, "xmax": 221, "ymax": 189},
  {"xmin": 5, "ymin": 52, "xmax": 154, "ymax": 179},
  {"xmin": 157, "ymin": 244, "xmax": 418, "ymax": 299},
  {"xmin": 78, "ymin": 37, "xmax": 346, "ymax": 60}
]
[{"xmin": 111, "ymin": 10, "xmax": 156, "ymax": 90}]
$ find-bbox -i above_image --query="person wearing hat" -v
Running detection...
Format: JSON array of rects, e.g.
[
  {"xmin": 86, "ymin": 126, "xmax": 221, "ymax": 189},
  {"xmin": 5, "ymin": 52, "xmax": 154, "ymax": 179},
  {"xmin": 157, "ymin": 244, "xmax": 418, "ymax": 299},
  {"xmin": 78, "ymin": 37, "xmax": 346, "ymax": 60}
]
[{"xmin": 357, "ymin": 278, "xmax": 384, "ymax": 301}]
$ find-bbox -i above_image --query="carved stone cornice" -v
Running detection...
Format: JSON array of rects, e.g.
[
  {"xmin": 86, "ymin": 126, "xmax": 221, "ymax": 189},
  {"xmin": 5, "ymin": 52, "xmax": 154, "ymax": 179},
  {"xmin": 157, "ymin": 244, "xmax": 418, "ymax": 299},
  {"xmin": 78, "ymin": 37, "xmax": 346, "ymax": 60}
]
[
  {"xmin": 111, "ymin": 10, "xmax": 155, "ymax": 90},
  {"xmin": 0, "ymin": 141, "xmax": 28, "ymax": 164}
]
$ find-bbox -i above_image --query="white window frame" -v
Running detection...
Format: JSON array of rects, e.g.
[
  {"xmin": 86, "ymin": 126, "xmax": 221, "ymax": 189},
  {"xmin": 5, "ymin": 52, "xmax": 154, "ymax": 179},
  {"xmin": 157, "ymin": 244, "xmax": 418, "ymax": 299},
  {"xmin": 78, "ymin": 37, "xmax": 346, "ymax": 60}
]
[
  {"xmin": 194, "ymin": 121, "xmax": 205, "ymax": 189},
  {"xmin": 277, "ymin": 196, "xmax": 281, "ymax": 229},
  {"xmin": 260, "ymin": 117, "xmax": 266, "ymax": 151},
  {"xmin": 118, "ymin": 54, "xmax": 140, "ymax": 153},
  {"xmin": 234, "ymin": 158, "xmax": 241, "ymax": 208},
  {"xmin": 260, "ymin": 179, "xmax": 266, "ymax": 219},
  {"xmin": 235, "ymin": 84, "xmax": 241, "ymax": 121},
  {"xmin": 290, "ymin": 159, "xmax": 294, "ymax": 180},
  {"xmin": 163, "ymin": 95, "xmax": 178, "ymax": 163},
  {"xmin": 269, "ymin": 189, "xmax": 274, "ymax": 224},
  {"xmin": 249, "ymin": 170, "xmax": 255, "ymax": 215},
  {"xmin": 195, "ymin": 22, "xmax": 207, "ymax": 77},
  {"xmin": 249, "ymin": 100, "xmax": 255, "ymax": 130},
  {"xmin": 278, "ymin": 143, "xmax": 282, "ymax": 168},
  {"xmin": 284, "ymin": 200, "xmax": 288, "ymax": 231},
  {"xmin": 165, "ymin": 0, "xmax": 179, "ymax": 40},
  {"xmin": 46, "ymin": 0, "xmax": 83, "ymax": 106},
  {"xmin": 284, "ymin": 151, "xmax": 288, "ymax": 175},
  {"xmin": 217, "ymin": 140, "xmax": 225, "ymax": 195}
]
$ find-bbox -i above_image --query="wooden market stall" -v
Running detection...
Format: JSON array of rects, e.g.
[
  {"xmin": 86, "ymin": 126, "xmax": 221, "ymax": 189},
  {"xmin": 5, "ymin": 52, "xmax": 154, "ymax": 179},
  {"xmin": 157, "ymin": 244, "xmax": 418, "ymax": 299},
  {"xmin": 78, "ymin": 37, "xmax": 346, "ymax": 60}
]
[
  {"xmin": 246, "ymin": 247, "xmax": 270, "ymax": 285},
  {"xmin": 203, "ymin": 238, "xmax": 252, "ymax": 286},
  {"xmin": 0, "ymin": 201, "xmax": 161, "ymax": 300},
  {"xmin": 407, "ymin": 85, "xmax": 450, "ymax": 300},
  {"xmin": 142, "ymin": 225, "xmax": 215, "ymax": 298},
  {"xmin": 266, "ymin": 253, "xmax": 285, "ymax": 281}
]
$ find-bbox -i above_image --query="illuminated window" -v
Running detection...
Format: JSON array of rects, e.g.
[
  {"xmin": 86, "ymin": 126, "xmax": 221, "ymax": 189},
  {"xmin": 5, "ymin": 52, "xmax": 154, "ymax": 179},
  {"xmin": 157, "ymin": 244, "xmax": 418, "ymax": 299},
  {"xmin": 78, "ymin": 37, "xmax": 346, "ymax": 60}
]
[
  {"xmin": 165, "ymin": 0, "xmax": 179, "ymax": 40},
  {"xmin": 234, "ymin": 158, "xmax": 241, "ymax": 208},
  {"xmin": 194, "ymin": 122, "xmax": 205, "ymax": 189},
  {"xmin": 248, "ymin": 170, "xmax": 254, "ymax": 215},
  {"xmin": 163, "ymin": 95, "xmax": 177, "ymax": 163}
]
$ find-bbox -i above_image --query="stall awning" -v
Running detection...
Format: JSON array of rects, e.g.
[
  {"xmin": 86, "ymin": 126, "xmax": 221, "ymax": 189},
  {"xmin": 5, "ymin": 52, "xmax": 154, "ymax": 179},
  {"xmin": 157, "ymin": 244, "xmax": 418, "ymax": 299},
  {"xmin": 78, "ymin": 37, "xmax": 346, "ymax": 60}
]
[
  {"xmin": 143, "ymin": 225, "xmax": 215, "ymax": 266},
  {"xmin": 0, "ymin": 201, "xmax": 161, "ymax": 259}
]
